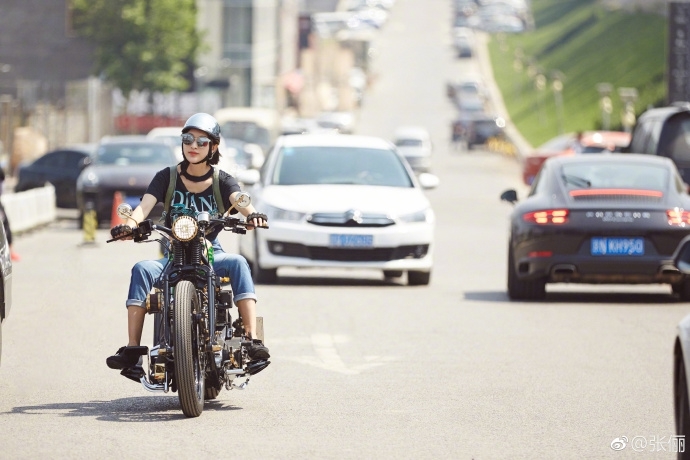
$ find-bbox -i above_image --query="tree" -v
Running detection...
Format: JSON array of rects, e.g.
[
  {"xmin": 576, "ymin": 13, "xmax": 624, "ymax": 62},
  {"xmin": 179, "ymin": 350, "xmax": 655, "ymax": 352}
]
[{"xmin": 71, "ymin": 0, "xmax": 202, "ymax": 99}]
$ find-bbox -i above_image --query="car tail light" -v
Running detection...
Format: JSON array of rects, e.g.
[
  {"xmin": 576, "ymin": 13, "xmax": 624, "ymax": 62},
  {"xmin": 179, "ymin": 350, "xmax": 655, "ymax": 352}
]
[
  {"xmin": 522, "ymin": 209, "xmax": 569, "ymax": 224},
  {"xmin": 528, "ymin": 250, "xmax": 553, "ymax": 258},
  {"xmin": 667, "ymin": 208, "xmax": 690, "ymax": 226}
]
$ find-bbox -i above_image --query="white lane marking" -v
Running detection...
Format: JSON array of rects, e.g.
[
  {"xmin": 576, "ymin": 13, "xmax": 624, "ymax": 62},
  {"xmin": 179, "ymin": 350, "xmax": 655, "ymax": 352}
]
[{"xmin": 286, "ymin": 333, "xmax": 398, "ymax": 375}]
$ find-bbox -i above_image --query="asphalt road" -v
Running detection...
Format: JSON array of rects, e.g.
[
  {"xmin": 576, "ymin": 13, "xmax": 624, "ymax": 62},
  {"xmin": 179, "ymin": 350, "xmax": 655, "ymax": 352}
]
[{"xmin": 0, "ymin": 1, "xmax": 686, "ymax": 459}]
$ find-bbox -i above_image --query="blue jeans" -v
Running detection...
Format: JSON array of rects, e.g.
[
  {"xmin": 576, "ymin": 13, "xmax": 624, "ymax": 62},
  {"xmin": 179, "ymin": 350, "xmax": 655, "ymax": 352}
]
[{"xmin": 126, "ymin": 240, "xmax": 256, "ymax": 308}]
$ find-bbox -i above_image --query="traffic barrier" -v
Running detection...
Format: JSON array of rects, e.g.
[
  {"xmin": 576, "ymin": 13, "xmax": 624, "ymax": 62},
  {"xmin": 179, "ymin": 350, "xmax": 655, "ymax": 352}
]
[
  {"xmin": 1, "ymin": 184, "xmax": 56, "ymax": 233},
  {"xmin": 111, "ymin": 191, "xmax": 124, "ymax": 227},
  {"xmin": 82, "ymin": 201, "xmax": 97, "ymax": 244}
]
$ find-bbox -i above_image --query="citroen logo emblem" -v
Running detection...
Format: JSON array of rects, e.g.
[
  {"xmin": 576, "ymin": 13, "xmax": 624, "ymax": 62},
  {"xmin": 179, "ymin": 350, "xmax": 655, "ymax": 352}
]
[{"xmin": 345, "ymin": 209, "xmax": 363, "ymax": 224}]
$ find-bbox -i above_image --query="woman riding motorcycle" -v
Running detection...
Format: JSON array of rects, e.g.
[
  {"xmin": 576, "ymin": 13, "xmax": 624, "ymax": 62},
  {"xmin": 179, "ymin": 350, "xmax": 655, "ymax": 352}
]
[{"xmin": 106, "ymin": 113, "xmax": 270, "ymax": 372}]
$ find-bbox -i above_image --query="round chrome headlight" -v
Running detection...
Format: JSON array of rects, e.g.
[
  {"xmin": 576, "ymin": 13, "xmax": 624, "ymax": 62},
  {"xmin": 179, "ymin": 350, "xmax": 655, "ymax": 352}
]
[{"xmin": 172, "ymin": 215, "xmax": 198, "ymax": 241}]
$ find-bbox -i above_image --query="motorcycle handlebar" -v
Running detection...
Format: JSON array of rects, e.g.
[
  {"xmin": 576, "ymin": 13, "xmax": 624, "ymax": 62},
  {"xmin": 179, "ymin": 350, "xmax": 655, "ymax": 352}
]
[{"xmin": 106, "ymin": 216, "xmax": 267, "ymax": 243}]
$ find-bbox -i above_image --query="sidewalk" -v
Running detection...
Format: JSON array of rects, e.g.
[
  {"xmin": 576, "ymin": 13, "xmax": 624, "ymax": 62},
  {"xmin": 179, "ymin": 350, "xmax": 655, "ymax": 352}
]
[{"xmin": 473, "ymin": 31, "xmax": 532, "ymax": 163}]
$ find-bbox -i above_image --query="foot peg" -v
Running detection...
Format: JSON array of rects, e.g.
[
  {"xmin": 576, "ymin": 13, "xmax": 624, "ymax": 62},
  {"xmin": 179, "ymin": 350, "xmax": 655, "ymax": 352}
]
[
  {"xmin": 120, "ymin": 365, "xmax": 145, "ymax": 383},
  {"xmin": 246, "ymin": 359, "xmax": 270, "ymax": 375}
]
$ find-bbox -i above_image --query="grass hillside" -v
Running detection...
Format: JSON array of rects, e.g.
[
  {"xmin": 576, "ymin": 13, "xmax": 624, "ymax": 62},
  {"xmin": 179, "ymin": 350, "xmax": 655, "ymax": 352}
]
[{"xmin": 488, "ymin": 0, "xmax": 667, "ymax": 147}]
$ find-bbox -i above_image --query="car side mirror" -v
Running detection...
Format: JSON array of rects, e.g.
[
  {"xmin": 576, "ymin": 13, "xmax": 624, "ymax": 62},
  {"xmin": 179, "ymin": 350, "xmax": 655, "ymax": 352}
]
[
  {"xmin": 418, "ymin": 173, "xmax": 440, "ymax": 189},
  {"xmin": 673, "ymin": 236, "xmax": 690, "ymax": 274},
  {"xmin": 500, "ymin": 189, "xmax": 518, "ymax": 204}
]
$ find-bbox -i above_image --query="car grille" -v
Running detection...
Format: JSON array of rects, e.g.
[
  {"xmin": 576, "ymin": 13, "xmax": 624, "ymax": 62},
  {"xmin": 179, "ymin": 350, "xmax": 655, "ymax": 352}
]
[
  {"xmin": 267, "ymin": 241, "xmax": 429, "ymax": 261},
  {"xmin": 308, "ymin": 212, "xmax": 395, "ymax": 227}
]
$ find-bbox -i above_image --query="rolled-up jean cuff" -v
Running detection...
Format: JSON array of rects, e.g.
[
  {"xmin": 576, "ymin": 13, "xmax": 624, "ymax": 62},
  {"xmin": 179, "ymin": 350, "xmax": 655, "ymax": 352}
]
[
  {"xmin": 233, "ymin": 293, "xmax": 257, "ymax": 303},
  {"xmin": 126, "ymin": 300, "xmax": 145, "ymax": 309}
]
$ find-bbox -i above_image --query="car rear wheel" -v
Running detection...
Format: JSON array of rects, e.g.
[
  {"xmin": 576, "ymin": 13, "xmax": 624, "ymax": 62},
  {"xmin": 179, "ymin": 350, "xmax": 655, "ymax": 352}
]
[
  {"xmin": 408, "ymin": 270, "xmax": 431, "ymax": 286},
  {"xmin": 673, "ymin": 279, "xmax": 690, "ymax": 302},
  {"xmin": 507, "ymin": 246, "xmax": 546, "ymax": 300},
  {"xmin": 676, "ymin": 347, "xmax": 690, "ymax": 459}
]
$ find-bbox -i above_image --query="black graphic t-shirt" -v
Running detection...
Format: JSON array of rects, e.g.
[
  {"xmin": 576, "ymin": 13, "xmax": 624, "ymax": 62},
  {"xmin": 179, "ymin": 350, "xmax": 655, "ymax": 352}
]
[{"xmin": 146, "ymin": 166, "xmax": 242, "ymax": 241}]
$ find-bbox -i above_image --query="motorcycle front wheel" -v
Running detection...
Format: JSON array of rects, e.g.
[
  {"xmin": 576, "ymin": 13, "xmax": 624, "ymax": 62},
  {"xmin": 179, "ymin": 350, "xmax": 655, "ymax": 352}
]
[{"xmin": 174, "ymin": 280, "xmax": 205, "ymax": 417}]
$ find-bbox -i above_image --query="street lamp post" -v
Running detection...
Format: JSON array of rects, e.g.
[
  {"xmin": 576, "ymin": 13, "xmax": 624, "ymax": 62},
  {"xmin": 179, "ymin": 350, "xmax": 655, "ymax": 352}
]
[
  {"xmin": 512, "ymin": 48, "xmax": 524, "ymax": 102},
  {"xmin": 596, "ymin": 82, "xmax": 613, "ymax": 130},
  {"xmin": 535, "ymin": 72, "xmax": 547, "ymax": 124},
  {"xmin": 551, "ymin": 71, "xmax": 565, "ymax": 134},
  {"xmin": 618, "ymin": 87, "xmax": 638, "ymax": 133}
]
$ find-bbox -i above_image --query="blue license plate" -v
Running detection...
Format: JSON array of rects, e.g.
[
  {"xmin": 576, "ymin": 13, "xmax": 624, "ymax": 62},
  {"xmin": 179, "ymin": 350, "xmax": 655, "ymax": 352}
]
[
  {"xmin": 329, "ymin": 234, "xmax": 373, "ymax": 248},
  {"xmin": 591, "ymin": 237, "xmax": 644, "ymax": 256}
]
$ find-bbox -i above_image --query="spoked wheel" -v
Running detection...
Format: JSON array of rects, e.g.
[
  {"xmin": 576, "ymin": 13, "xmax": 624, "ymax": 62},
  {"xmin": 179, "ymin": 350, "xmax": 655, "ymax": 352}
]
[{"xmin": 174, "ymin": 280, "xmax": 205, "ymax": 418}]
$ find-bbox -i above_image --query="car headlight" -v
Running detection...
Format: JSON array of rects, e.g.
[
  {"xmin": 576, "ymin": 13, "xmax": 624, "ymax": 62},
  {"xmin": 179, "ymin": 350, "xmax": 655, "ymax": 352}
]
[
  {"xmin": 265, "ymin": 204, "xmax": 307, "ymax": 222},
  {"xmin": 172, "ymin": 215, "xmax": 198, "ymax": 241},
  {"xmin": 399, "ymin": 208, "xmax": 434, "ymax": 223}
]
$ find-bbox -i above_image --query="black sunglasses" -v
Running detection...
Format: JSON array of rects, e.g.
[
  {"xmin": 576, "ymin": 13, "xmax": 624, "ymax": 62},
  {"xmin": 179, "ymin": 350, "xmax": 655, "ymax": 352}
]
[{"xmin": 181, "ymin": 133, "xmax": 212, "ymax": 147}]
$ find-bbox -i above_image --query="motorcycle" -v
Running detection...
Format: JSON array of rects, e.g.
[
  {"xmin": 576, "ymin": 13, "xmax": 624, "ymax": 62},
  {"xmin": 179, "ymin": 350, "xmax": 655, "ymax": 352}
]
[{"xmin": 107, "ymin": 192, "xmax": 270, "ymax": 417}]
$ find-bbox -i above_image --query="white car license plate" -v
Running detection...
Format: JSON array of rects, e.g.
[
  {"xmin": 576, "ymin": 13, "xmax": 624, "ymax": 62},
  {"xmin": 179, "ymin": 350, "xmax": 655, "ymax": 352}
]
[
  {"xmin": 591, "ymin": 237, "xmax": 644, "ymax": 256},
  {"xmin": 329, "ymin": 234, "xmax": 373, "ymax": 248}
]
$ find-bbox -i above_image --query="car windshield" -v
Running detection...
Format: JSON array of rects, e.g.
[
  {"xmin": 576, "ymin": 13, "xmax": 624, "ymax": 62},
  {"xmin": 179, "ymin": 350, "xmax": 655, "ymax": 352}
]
[
  {"xmin": 560, "ymin": 162, "xmax": 669, "ymax": 190},
  {"xmin": 95, "ymin": 143, "xmax": 174, "ymax": 165},
  {"xmin": 272, "ymin": 146, "xmax": 413, "ymax": 187},
  {"xmin": 220, "ymin": 121, "xmax": 271, "ymax": 148}
]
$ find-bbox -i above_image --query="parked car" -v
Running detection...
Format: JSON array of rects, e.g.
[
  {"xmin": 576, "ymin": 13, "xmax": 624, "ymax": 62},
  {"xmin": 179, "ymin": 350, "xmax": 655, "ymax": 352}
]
[
  {"xmin": 393, "ymin": 126, "xmax": 433, "ymax": 173},
  {"xmin": 501, "ymin": 153, "xmax": 690, "ymax": 301},
  {"xmin": 627, "ymin": 103, "xmax": 690, "ymax": 181},
  {"xmin": 0, "ymin": 220, "xmax": 11, "ymax": 367},
  {"xmin": 521, "ymin": 130, "xmax": 631, "ymax": 186},
  {"xmin": 315, "ymin": 111, "xmax": 356, "ymax": 134},
  {"xmin": 453, "ymin": 27, "xmax": 475, "ymax": 57},
  {"xmin": 14, "ymin": 144, "xmax": 96, "ymax": 208},
  {"xmin": 237, "ymin": 133, "xmax": 439, "ymax": 285},
  {"xmin": 76, "ymin": 136, "xmax": 178, "ymax": 225},
  {"xmin": 452, "ymin": 113, "xmax": 506, "ymax": 149}
]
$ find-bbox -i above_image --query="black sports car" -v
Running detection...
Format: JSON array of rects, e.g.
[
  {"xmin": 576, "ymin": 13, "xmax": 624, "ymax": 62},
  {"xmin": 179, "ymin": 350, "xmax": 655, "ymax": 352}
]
[
  {"xmin": 76, "ymin": 136, "xmax": 177, "ymax": 226},
  {"xmin": 500, "ymin": 153, "xmax": 690, "ymax": 301}
]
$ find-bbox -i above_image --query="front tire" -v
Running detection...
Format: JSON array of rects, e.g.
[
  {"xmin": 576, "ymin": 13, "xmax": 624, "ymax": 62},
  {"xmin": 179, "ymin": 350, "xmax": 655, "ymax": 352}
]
[
  {"xmin": 408, "ymin": 270, "xmax": 431, "ymax": 286},
  {"xmin": 675, "ymin": 345, "xmax": 690, "ymax": 459},
  {"xmin": 507, "ymin": 245, "xmax": 546, "ymax": 300},
  {"xmin": 673, "ymin": 278, "xmax": 690, "ymax": 302},
  {"xmin": 251, "ymin": 237, "xmax": 277, "ymax": 284},
  {"xmin": 174, "ymin": 280, "xmax": 205, "ymax": 418}
]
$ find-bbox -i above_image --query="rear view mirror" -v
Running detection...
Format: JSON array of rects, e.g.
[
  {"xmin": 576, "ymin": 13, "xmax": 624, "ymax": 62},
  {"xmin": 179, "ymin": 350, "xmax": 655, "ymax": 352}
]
[
  {"xmin": 418, "ymin": 173, "xmax": 440, "ymax": 189},
  {"xmin": 500, "ymin": 189, "xmax": 518, "ymax": 204},
  {"xmin": 673, "ymin": 236, "xmax": 690, "ymax": 274}
]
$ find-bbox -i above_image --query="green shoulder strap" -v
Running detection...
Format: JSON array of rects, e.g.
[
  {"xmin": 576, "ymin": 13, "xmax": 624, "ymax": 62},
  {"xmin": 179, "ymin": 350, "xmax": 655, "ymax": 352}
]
[
  {"xmin": 164, "ymin": 166, "xmax": 177, "ymax": 217},
  {"xmin": 213, "ymin": 167, "xmax": 226, "ymax": 215}
]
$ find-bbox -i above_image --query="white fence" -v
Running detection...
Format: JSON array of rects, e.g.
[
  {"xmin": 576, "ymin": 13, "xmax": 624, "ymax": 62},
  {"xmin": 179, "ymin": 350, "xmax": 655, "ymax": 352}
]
[{"xmin": 1, "ymin": 184, "xmax": 56, "ymax": 234}]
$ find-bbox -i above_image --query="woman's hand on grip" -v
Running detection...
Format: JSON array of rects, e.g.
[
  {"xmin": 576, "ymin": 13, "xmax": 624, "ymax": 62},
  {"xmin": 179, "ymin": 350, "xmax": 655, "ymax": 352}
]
[
  {"xmin": 110, "ymin": 224, "xmax": 133, "ymax": 240},
  {"xmin": 245, "ymin": 212, "xmax": 268, "ymax": 230}
]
